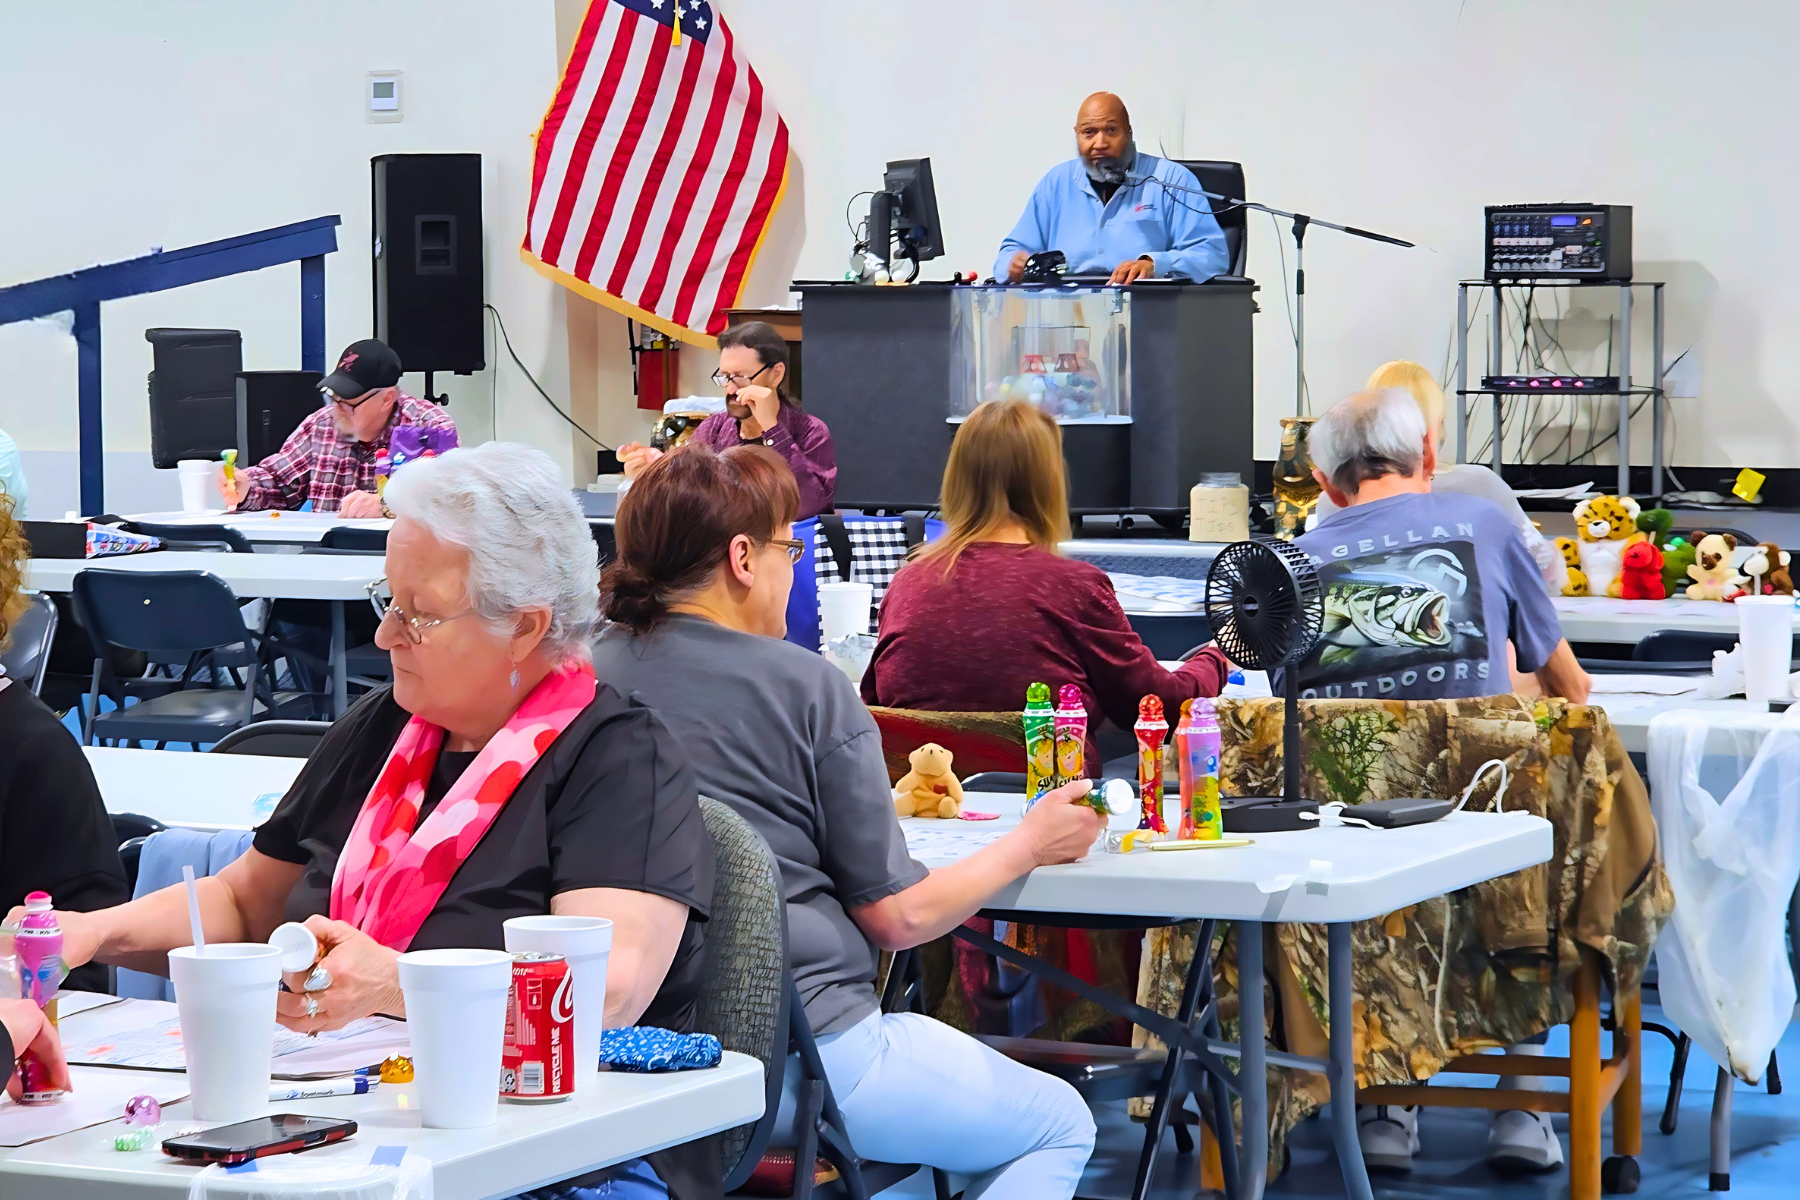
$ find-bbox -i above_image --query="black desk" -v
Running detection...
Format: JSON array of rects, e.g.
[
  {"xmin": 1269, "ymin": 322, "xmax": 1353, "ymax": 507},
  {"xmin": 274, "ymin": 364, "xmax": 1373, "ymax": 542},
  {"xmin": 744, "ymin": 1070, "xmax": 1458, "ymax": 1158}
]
[{"xmin": 793, "ymin": 280, "xmax": 1256, "ymax": 517}]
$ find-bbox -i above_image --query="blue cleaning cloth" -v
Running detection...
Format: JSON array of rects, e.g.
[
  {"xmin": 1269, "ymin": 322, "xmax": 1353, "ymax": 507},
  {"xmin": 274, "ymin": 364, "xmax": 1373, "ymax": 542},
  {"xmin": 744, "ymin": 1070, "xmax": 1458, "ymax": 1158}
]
[{"xmin": 597, "ymin": 1027, "xmax": 722, "ymax": 1073}]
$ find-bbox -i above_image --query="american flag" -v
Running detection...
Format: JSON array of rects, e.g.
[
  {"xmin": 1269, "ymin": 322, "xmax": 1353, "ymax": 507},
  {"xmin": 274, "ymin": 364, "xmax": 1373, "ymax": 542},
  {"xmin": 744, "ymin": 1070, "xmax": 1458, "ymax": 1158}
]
[{"xmin": 523, "ymin": 0, "xmax": 789, "ymax": 341}]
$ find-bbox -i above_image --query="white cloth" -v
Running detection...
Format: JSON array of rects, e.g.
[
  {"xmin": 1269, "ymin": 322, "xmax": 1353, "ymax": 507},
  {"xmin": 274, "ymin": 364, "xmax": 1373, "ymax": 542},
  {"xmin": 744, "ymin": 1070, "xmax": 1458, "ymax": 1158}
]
[
  {"xmin": 775, "ymin": 1011, "xmax": 1095, "ymax": 1199},
  {"xmin": 1314, "ymin": 464, "xmax": 1567, "ymax": 593},
  {"xmin": 1646, "ymin": 707, "xmax": 1800, "ymax": 1082}
]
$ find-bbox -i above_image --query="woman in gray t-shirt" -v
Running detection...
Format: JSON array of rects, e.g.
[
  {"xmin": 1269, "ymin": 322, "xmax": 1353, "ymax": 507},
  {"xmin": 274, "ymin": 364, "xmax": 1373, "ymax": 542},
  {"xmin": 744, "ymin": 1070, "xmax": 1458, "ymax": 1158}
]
[{"xmin": 594, "ymin": 443, "xmax": 1104, "ymax": 1199}]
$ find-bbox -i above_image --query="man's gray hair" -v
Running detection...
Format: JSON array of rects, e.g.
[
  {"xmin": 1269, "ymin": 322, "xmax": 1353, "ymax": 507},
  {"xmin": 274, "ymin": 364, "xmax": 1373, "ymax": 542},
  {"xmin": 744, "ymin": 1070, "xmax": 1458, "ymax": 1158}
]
[
  {"xmin": 383, "ymin": 442, "xmax": 599, "ymax": 663},
  {"xmin": 1308, "ymin": 388, "xmax": 1428, "ymax": 496}
]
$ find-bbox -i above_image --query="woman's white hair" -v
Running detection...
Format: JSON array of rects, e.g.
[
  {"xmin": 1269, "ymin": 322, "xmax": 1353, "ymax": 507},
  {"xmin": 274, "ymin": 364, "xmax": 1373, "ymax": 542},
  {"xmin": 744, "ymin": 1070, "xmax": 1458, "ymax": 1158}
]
[
  {"xmin": 1308, "ymin": 387, "xmax": 1428, "ymax": 496},
  {"xmin": 383, "ymin": 442, "xmax": 599, "ymax": 663}
]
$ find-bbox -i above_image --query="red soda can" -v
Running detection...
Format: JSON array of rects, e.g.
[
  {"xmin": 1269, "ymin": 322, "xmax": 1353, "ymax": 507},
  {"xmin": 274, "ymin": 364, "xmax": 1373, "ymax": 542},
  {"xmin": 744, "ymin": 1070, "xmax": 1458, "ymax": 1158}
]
[{"xmin": 500, "ymin": 952, "xmax": 574, "ymax": 1100}]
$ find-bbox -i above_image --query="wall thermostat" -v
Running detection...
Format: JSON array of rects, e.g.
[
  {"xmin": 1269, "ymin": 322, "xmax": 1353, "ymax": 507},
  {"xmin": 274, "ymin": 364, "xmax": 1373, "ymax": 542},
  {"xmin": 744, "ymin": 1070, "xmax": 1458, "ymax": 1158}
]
[{"xmin": 367, "ymin": 72, "xmax": 403, "ymax": 123}]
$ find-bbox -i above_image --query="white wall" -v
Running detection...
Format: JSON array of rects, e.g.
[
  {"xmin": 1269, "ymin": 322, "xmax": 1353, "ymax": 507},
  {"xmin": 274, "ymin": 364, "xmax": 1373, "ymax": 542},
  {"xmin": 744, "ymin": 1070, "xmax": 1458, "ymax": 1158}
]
[
  {"xmin": 0, "ymin": 0, "xmax": 580, "ymax": 517},
  {"xmin": 6, "ymin": 0, "xmax": 1799, "ymax": 516},
  {"xmin": 722, "ymin": 0, "xmax": 1800, "ymax": 469}
]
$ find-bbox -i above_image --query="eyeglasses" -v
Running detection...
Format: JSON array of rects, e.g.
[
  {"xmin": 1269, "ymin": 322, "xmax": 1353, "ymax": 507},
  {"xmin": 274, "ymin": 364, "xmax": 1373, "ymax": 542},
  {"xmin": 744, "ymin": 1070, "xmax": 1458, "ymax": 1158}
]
[
  {"xmin": 768, "ymin": 538, "xmax": 805, "ymax": 564},
  {"xmin": 710, "ymin": 363, "xmax": 773, "ymax": 389},
  {"xmin": 366, "ymin": 578, "xmax": 477, "ymax": 644},
  {"xmin": 323, "ymin": 387, "xmax": 382, "ymax": 411}
]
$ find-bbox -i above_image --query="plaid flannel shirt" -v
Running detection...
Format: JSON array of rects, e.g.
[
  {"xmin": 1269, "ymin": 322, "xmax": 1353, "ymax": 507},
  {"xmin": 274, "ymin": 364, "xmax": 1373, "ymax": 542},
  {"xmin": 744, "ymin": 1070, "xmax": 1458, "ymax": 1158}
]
[{"xmin": 235, "ymin": 392, "xmax": 455, "ymax": 513}]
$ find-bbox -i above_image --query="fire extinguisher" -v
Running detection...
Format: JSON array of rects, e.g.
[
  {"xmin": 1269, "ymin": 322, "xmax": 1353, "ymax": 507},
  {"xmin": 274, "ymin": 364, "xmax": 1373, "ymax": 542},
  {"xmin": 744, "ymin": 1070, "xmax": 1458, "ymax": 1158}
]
[{"xmin": 634, "ymin": 324, "xmax": 677, "ymax": 412}]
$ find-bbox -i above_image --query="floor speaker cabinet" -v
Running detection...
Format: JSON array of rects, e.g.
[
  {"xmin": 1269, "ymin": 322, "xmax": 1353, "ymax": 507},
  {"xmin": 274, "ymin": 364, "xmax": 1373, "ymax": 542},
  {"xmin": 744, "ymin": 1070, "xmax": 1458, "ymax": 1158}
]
[
  {"xmin": 372, "ymin": 153, "xmax": 485, "ymax": 377},
  {"xmin": 237, "ymin": 371, "xmax": 324, "ymax": 467},
  {"xmin": 146, "ymin": 327, "xmax": 242, "ymax": 468}
]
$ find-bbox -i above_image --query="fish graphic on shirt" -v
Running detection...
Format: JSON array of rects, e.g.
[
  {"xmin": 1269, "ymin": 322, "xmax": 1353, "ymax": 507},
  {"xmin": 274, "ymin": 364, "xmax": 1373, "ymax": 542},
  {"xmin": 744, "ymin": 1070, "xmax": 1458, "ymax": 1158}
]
[{"xmin": 1317, "ymin": 571, "xmax": 1456, "ymax": 666}]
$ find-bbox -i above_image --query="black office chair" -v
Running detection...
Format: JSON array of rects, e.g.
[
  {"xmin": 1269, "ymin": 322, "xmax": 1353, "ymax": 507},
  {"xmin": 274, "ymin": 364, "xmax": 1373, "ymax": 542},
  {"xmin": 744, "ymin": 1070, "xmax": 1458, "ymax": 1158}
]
[
  {"xmin": 590, "ymin": 520, "xmax": 616, "ymax": 566},
  {"xmin": 319, "ymin": 525, "xmax": 389, "ymax": 552},
  {"xmin": 1175, "ymin": 160, "xmax": 1248, "ymax": 278},
  {"xmin": 122, "ymin": 522, "xmax": 256, "ymax": 554},
  {"xmin": 72, "ymin": 569, "xmax": 286, "ymax": 747},
  {"xmin": 210, "ymin": 720, "xmax": 331, "ymax": 759},
  {"xmin": 0, "ymin": 591, "xmax": 58, "ymax": 696}
]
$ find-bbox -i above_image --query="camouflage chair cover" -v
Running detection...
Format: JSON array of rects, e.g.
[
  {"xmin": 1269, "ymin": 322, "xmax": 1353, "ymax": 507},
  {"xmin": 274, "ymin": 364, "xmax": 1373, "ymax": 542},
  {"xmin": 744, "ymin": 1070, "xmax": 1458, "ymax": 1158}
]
[{"xmin": 1132, "ymin": 695, "xmax": 1674, "ymax": 1173}]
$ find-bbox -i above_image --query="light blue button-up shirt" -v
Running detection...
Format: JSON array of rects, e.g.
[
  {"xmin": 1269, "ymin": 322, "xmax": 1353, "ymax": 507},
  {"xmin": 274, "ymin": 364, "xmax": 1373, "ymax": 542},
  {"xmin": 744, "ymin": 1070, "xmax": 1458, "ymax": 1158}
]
[{"xmin": 995, "ymin": 152, "xmax": 1229, "ymax": 283}]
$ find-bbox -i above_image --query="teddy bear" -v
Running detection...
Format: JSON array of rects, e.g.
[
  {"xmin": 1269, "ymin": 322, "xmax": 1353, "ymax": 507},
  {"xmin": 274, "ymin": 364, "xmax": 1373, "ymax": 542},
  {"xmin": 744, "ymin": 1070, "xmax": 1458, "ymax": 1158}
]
[
  {"xmin": 1685, "ymin": 532, "xmax": 1748, "ymax": 601},
  {"xmin": 1617, "ymin": 540, "xmax": 1666, "ymax": 600},
  {"xmin": 893, "ymin": 743, "xmax": 964, "ymax": 819},
  {"xmin": 1743, "ymin": 542, "xmax": 1795, "ymax": 595},
  {"xmin": 1555, "ymin": 495, "xmax": 1647, "ymax": 598}
]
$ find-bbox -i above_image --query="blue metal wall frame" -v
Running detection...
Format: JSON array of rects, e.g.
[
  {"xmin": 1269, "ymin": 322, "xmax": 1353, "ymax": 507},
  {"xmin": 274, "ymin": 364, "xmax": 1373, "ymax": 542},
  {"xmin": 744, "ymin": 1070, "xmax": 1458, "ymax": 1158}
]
[{"xmin": 0, "ymin": 215, "xmax": 341, "ymax": 513}]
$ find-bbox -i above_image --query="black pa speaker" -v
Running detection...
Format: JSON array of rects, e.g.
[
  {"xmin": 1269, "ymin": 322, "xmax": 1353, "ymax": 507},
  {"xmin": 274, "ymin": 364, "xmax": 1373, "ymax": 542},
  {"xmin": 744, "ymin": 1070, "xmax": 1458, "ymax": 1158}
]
[
  {"xmin": 237, "ymin": 371, "xmax": 324, "ymax": 465},
  {"xmin": 146, "ymin": 327, "xmax": 242, "ymax": 468},
  {"xmin": 372, "ymin": 153, "xmax": 485, "ymax": 375}
]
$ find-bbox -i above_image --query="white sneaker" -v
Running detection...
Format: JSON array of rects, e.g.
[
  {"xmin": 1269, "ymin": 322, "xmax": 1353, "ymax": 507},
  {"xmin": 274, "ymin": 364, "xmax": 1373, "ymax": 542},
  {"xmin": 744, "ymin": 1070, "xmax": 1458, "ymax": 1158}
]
[
  {"xmin": 1357, "ymin": 1104, "xmax": 1420, "ymax": 1172},
  {"xmin": 1486, "ymin": 1109, "xmax": 1564, "ymax": 1172}
]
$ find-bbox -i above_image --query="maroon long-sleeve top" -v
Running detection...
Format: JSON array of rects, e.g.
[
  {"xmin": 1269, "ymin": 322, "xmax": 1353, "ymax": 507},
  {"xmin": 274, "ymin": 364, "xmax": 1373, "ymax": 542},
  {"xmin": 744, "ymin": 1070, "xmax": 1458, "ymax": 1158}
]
[
  {"xmin": 861, "ymin": 542, "xmax": 1230, "ymax": 765},
  {"xmin": 693, "ymin": 404, "xmax": 836, "ymax": 519}
]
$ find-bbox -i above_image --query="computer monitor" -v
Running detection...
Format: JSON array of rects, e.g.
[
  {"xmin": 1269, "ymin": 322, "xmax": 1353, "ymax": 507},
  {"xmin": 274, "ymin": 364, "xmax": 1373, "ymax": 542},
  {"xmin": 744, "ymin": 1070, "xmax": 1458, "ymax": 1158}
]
[{"xmin": 866, "ymin": 158, "xmax": 943, "ymax": 274}]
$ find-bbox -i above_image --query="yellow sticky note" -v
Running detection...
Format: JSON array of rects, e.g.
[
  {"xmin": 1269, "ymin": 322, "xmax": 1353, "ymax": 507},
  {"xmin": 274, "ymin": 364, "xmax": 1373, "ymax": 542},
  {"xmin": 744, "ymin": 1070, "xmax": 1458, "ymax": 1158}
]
[{"xmin": 1733, "ymin": 468, "xmax": 1766, "ymax": 503}]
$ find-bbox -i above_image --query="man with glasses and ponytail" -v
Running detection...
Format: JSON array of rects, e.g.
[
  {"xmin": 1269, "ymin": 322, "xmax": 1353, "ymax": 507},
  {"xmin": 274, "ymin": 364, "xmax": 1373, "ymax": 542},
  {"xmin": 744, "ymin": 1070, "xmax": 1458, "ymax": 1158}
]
[
  {"xmin": 618, "ymin": 321, "xmax": 836, "ymax": 518},
  {"xmin": 225, "ymin": 338, "xmax": 456, "ymax": 517}
]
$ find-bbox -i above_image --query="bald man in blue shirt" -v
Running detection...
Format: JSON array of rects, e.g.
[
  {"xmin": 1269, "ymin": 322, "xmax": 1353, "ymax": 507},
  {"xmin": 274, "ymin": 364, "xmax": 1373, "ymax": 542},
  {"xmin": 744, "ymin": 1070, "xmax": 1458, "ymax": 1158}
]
[{"xmin": 996, "ymin": 92, "xmax": 1229, "ymax": 285}]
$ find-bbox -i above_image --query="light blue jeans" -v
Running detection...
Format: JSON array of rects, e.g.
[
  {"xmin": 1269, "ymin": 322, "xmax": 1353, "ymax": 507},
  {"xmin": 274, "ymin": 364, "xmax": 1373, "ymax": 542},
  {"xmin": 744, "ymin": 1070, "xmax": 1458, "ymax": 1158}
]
[
  {"xmin": 517, "ymin": 1157, "xmax": 665, "ymax": 1200},
  {"xmin": 776, "ymin": 1010, "xmax": 1096, "ymax": 1199}
]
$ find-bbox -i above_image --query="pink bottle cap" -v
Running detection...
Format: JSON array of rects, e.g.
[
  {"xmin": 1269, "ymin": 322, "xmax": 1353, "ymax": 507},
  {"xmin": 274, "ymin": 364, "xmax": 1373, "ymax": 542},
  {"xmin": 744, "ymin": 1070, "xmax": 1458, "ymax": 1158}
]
[{"xmin": 1057, "ymin": 684, "xmax": 1083, "ymax": 709}]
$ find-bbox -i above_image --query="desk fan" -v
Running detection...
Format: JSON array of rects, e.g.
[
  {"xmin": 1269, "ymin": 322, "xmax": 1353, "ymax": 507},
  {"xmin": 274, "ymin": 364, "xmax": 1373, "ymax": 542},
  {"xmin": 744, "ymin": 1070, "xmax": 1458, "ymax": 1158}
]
[{"xmin": 1204, "ymin": 537, "xmax": 1325, "ymax": 832}]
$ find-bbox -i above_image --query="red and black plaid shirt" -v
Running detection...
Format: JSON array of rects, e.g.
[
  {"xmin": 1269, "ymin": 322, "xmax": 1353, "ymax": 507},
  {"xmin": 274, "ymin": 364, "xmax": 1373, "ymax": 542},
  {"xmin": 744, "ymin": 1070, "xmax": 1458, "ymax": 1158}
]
[{"xmin": 235, "ymin": 392, "xmax": 456, "ymax": 513}]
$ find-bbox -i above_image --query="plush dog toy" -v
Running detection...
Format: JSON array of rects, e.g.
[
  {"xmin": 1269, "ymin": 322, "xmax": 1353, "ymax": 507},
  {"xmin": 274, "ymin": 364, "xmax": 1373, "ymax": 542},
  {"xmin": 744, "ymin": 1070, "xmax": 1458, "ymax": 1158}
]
[
  {"xmin": 893, "ymin": 743, "xmax": 964, "ymax": 819},
  {"xmin": 1618, "ymin": 540, "xmax": 1666, "ymax": 600},
  {"xmin": 1685, "ymin": 533, "xmax": 1748, "ymax": 601},
  {"xmin": 1555, "ymin": 495, "xmax": 1646, "ymax": 598},
  {"xmin": 1743, "ymin": 542, "xmax": 1795, "ymax": 595}
]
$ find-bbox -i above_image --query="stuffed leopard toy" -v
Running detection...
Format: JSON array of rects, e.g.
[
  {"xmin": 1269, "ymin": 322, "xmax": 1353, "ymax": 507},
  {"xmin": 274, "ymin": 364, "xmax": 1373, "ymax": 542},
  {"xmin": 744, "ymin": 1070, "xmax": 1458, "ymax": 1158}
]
[{"xmin": 1553, "ymin": 495, "xmax": 1647, "ymax": 598}]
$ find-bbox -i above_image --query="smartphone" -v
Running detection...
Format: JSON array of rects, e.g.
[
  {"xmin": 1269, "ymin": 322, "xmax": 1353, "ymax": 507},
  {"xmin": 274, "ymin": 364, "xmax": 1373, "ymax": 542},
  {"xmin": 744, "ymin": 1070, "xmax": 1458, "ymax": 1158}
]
[{"xmin": 162, "ymin": 1114, "xmax": 358, "ymax": 1166}]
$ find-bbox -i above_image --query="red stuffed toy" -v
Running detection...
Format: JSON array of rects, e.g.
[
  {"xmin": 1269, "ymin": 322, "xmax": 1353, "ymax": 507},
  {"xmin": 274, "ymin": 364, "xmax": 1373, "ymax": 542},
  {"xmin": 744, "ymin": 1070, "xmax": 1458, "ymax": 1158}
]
[{"xmin": 1618, "ymin": 540, "xmax": 1666, "ymax": 600}]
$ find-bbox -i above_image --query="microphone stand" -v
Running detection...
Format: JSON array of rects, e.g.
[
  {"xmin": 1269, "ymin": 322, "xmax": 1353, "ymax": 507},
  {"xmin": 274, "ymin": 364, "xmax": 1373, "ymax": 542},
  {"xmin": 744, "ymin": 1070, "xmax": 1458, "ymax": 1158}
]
[{"xmin": 1129, "ymin": 172, "xmax": 1415, "ymax": 418}]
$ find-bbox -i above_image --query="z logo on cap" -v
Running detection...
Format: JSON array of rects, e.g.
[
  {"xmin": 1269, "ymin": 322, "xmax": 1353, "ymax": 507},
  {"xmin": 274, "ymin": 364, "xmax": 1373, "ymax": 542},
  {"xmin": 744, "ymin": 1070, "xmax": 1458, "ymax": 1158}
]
[{"xmin": 338, "ymin": 351, "xmax": 359, "ymax": 371}]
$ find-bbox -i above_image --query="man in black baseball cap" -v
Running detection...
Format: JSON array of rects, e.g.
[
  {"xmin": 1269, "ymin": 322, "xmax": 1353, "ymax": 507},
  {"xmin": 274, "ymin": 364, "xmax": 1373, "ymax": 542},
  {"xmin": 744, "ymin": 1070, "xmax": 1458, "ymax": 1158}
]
[{"xmin": 224, "ymin": 337, "xmax": 455, "ymax": 517}]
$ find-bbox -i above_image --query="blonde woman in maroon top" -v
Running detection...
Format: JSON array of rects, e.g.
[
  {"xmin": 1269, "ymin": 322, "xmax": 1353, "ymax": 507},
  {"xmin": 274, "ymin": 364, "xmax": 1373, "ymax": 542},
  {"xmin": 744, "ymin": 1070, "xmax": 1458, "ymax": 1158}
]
[{"xmin": 863, "ymin": 399, "xmax": 1229, "ymax": 764}]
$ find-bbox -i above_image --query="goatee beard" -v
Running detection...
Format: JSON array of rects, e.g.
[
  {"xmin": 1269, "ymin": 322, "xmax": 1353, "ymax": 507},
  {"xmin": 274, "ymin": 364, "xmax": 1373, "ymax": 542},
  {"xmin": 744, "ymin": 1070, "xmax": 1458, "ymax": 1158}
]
[{"xmin": 1083, "ymin": 140, "xmax": 1135, "ymax": 185}]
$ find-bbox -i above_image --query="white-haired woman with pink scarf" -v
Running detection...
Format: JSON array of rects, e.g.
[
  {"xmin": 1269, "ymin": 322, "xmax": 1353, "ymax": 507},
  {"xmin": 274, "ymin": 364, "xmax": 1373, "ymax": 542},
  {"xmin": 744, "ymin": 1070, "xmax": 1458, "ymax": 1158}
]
[{"xmin": 29, "ymin": 443, "xmax": 715, "ymax": 1199}]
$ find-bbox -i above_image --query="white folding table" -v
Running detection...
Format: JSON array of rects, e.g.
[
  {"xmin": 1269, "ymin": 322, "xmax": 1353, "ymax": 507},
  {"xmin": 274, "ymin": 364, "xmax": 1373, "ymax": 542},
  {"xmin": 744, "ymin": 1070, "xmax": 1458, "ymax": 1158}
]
[
  {"xmin": 902, "ymin": 805, "xmax": 1553, "ymax": 1200},
  {"xmin": 0, "ymin": 1054, "xmax": 763, "ymax": 1200},
  {"xmin": 27, "ymin": 551, "xmax": 385, "ymax": 718},
  {"xmin": 1555, "ymin": 595, "xmax": 1797, "ymax": 646},
  {"xmin": 84, "ymin": 746, "xmax": 304, "ymax": 831}
]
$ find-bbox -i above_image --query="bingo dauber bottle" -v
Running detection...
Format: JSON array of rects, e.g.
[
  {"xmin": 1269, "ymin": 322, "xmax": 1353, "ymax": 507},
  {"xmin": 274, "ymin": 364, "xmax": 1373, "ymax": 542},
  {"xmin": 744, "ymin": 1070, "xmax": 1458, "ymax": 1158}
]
[
  {"xmin": 14, "ymin": 892, "xmax": 68, "ymax": 1104},
  {"xmin": 1186, "ymin": 698, "xmax": 1224, "ymax": 841},
  {"xmin": 1053, "ymin": 685, "xmax": 1088, "ymax": 788},
  {"xmin": 1134, "ymin": 696, "xmax": 1168, "ymax": 834},
  {"xmin": 1023, "ymin": 682, "xmax": 1055, "ymax": 807}
]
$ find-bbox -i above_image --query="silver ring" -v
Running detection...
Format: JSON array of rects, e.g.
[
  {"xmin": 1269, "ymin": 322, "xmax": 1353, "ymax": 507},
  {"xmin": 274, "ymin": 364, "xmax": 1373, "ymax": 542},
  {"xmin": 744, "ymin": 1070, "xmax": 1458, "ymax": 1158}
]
[
  {"xmin": 303, "ymin": 994, "xmax": 320, "ymax": 1020},
  {"xmin": 303, "ymin": 965, "xmax": 333, "ymax": 993}
]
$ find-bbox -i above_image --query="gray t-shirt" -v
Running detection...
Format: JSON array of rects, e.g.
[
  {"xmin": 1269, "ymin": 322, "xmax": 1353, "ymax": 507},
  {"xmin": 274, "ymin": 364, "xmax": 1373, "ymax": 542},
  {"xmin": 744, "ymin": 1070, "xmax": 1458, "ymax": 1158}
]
[
  {"xmin": 592, "ymin": 614, "xmax": 927, "ymax": 1035},
  {"xmin": 1287, "ymin": 491, "xmax": 1564, "ymax": 700}
]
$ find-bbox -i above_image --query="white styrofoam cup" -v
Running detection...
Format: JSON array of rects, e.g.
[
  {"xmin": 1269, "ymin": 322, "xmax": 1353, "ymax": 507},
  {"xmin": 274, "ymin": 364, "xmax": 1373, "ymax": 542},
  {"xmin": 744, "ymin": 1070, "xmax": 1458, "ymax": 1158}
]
[
  {"xmin": 177, "ymin": 459, "xmax": 219, "ymax": 513},
  {"xmin": 503, "ymin": 915, "xmax": 613, "ymax": 1082},
  {"xmin": 396, "ymin": 948, "xmax": 513, "ymax": 1129},
  {"xmin": 168, "ymin": 943, "xmax": 284, "ymax": 1122},
  {"xmin": 1737, "ymin": 595, "xmax": 1795, "ymax": 705},
  {"xmin": 817, "ymin": 580, "xmax": 874, "ymax": 644}
]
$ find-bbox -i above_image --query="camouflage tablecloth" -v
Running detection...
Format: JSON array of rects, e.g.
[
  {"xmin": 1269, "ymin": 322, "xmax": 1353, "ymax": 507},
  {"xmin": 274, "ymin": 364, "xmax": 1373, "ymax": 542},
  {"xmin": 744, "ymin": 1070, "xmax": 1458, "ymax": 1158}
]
[{"xmin": 1133, "ymin": 696, "xmax": 1674, "ymax": 1170}]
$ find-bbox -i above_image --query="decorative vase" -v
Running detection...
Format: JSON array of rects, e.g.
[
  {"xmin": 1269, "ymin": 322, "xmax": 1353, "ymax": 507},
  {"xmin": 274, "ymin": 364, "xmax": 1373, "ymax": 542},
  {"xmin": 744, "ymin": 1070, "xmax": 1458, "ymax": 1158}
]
[{"xmin": 1272, "ymin": 416, "xmax": 1321, "ymax": 540}]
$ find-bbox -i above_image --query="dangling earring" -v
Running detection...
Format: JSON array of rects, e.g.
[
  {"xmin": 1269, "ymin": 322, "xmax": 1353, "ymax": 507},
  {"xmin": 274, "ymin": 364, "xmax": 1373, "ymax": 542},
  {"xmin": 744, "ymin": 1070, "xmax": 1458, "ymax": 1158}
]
[{"xmin": 510, "ymin": 667, "xmax": 520, "ymax": 692}]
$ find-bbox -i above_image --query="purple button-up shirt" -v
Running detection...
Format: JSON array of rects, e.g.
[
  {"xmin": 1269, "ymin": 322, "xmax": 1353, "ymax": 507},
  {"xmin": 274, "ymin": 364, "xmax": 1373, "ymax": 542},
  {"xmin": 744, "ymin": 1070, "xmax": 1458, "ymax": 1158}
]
[{"xmin": 692, "ymin": 403, "xmax": 836, "ymax": 519}]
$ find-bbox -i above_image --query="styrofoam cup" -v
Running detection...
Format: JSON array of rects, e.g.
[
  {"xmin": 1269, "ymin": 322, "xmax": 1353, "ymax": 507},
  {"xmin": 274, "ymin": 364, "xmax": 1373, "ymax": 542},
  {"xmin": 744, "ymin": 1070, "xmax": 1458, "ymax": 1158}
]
[
  {"xmin": 177, "ymin": 459, "xmax": 220, "ymax": 513},
  {"xmin": 818, "ymin": 580, "xmax": 874, "ymax": 644},
  {"xmin": 396, "ymin": 948, "xmax": 513, "ymax": 1128},
  {"xmin": 168, "ymin": 943, "xmax": 284, "ymax": 1122},
  {"xmin": 1738, "ymin": 596, "xmax": 1795, "ymax": 704},
  {"xmin": 504, "ymin": 916, "xmax": 612, "ymax": 1082}
]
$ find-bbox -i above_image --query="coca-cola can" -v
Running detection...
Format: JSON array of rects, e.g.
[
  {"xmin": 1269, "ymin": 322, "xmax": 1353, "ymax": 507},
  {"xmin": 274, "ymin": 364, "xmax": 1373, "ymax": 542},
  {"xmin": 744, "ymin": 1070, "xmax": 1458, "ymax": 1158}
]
[{"xmin": 501, "ymin": 952, "xmax": 574, "ymax": 1100}]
